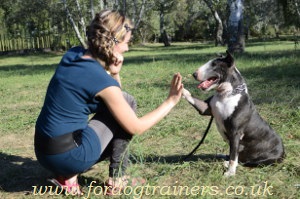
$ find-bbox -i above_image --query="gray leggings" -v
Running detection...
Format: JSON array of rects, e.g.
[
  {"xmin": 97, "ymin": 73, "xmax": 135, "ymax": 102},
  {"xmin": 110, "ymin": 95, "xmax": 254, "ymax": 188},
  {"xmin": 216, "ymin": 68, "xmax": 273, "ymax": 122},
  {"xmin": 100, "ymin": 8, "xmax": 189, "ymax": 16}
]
[{"xmin": 88, "ymin": 92, "xmax": 137, "ymax": 177}]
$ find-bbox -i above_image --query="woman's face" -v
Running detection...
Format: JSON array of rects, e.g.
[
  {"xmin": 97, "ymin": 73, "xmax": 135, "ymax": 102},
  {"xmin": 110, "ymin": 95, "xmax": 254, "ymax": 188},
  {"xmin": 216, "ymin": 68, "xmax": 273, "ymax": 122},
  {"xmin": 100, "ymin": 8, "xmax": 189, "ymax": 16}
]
[{"xmin": 113, "ymin": 32, "xmax": 131, "ymax": 55}]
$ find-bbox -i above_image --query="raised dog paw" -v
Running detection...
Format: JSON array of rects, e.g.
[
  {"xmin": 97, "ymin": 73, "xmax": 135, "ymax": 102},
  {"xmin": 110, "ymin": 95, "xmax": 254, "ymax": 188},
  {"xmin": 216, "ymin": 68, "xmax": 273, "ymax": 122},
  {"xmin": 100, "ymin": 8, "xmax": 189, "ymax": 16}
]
[{"xmin": 182, "ymin": 88, "xmax": 192, "ymax": 99}]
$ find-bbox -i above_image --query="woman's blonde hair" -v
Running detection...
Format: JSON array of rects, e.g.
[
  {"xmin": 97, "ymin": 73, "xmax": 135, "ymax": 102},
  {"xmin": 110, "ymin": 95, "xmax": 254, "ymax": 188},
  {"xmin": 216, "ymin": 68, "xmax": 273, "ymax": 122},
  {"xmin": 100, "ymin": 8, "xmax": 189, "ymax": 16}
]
[{"xmin": 86, "ymin": 10, "xmax": 134, "ymax": 67}]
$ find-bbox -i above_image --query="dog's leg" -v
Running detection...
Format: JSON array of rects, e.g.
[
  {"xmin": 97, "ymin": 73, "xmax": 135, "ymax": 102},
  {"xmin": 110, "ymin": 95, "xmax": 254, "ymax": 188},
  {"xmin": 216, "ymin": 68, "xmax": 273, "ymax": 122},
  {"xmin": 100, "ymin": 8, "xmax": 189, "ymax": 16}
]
[
  {"xmin": 182, "ymin": 88, "xmax": 212, "ymax": 115},
  {"xmin": 224, "ymin": 134, "xmax": 241, "ymax": 177}
]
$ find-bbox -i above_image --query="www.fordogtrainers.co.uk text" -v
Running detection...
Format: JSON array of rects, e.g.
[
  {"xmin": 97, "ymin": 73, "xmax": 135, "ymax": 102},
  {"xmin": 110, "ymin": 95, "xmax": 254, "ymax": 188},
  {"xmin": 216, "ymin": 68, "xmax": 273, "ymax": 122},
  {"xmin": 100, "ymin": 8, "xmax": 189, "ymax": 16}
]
[{"xmin": 32, "ymin": 180, "xmax": 274, "ymax": 198}]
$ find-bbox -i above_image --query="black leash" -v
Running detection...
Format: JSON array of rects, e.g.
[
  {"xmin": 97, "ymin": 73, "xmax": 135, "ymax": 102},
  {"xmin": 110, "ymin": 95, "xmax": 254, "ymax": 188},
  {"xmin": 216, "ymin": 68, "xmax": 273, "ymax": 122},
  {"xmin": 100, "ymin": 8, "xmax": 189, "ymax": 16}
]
[{"xmin": 182, "ymin": 116, "xmax": 214, "ymax": 161}]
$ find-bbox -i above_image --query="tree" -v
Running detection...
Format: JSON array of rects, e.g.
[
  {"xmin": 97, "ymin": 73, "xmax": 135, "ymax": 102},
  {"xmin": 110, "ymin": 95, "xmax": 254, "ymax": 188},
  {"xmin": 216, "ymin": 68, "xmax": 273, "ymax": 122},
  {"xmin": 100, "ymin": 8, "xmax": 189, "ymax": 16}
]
[
  {"xmin": 244, "ymin": 0, "xmax": 284, "ymax": 39},
  {"xmin": 99, "ymin": 0, "xmax": 109, "ymax": 9},
  {"xmin": 1, "ymin": 0, "xmax": 299, "ymax": 53},
  {"xmin": 132, "ymin": 0, "xmax": 146, "ymax": 30},
  {"xmin": 121, "ymin": 0, "xmax": 127, "ymax": 15},
  {"xmin": 173, "ymin": 0, "xmax": 209, "ymax": 41},
  {"xmin": 203, "ymin": 0, "xmax": 226, "ymax": 46},
  {"xmin": 90, "ymin": 0, "xmax": 95, "ymax": 19},
  {"xmin": 278, "ymin": 0, "xmax": 300, "ymax": 27},
  {"xmin": 61, "ymin": 0, "xmax": 87, "ymax": 48},
  {"xmin": 2, "ymin": 0, "xmax": 51, "ymax": 36},
  {"xmin": 227, "ymin": 0, "xmax": 245, "ymax": 53},
  {"xmin": 154, "ymin": 0, "xmax": 177, "ymax": 46}
]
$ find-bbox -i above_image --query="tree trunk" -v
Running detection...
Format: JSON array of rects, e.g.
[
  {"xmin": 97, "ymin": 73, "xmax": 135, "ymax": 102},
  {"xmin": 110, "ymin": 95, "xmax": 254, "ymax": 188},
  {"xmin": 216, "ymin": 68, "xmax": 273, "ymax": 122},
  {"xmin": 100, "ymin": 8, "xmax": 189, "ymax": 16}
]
[
  {"xmin": 162, "ymin": 30, "xmax": 171, "ymax": 46},
  {"xmin": 122, "ymin": 0, "xmax": 126, "ymax": 15},
  {"xmin": 133, "ymin": 0, "xmax": 146, "ymax": 30},
  {"xmin": 295, "ymin": 1, "xmax": 300, "ymax": 20},
  {"xmin": 114, "ymin": 0, "xmax": 119, "ymax": 10},
  {"xmin": 75, "ymin": 0, "xmax": 86, "ymax": 36},
  {"xmin": 203, "ymin": 0, "xmax": 224, "ymax": 46},
  {"xmin": 227, "ymin": 0, "xmax": 245, "ymax": 53},
  {"xmin": 159, "ymin": 4, "xmax": 170, "ymax": 46},
  {"xmin": 90, "ymin": 0, "xmax": 95, "ymax": 19},
  {"xmin": 61, "ymin": 0, "xmax": 87, "ymax": 48},
  {"xmin": 99, "ymin": 0, "xmax": 107, "ymax": 9},
  {"xmin": 213, "ymin": 11, "xmax": 224, "ymax": 46}
]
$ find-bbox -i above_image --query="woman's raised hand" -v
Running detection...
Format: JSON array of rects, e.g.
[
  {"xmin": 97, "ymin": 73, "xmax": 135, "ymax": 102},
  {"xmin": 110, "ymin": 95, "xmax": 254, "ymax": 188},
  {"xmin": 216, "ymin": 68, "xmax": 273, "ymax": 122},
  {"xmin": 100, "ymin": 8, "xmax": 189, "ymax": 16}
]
[{"xmin": 167, "ymin": 73, "xmax": 183, "ymax": 105}]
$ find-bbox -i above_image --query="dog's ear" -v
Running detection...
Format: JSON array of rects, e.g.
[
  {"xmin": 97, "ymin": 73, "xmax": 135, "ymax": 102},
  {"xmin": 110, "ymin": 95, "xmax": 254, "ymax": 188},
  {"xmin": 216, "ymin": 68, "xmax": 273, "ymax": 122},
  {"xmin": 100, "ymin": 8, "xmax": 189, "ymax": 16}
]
[
  {"xmin": 223, "ymin": 50, "xmax": 234, "ymax": 67},
  {"xmin": 216, "ymin": 53, "xmax": 225, "ymax": 58}
]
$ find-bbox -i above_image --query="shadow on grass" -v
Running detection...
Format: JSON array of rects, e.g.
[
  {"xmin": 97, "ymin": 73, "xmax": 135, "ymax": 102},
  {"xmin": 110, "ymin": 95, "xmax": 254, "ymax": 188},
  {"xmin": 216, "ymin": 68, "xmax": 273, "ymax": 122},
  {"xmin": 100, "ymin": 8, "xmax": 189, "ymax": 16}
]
[
  {"xmin": 0, "ymin": 51, "xmax": 63, "ymax": 60},
  {"xmin": 129, "ymin": 42, "xmax": 214, "ymax": 52},
  {"xmin": 0, "ymin": 152, "xmax": 104, "ymax": 194},
  {"xmin": 0, "ymin": 152, "xmax": 51, "ymax": 193},
  {"xmin": 0, "ymin": 64, "xmax": 57, "ymax": 77}
]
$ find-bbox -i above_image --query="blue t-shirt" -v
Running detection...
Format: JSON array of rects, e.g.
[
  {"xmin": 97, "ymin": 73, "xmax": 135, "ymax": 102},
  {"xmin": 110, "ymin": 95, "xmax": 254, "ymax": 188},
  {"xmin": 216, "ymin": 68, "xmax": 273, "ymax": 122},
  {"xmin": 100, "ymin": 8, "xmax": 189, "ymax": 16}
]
[{"xmin": 36, "ymin": 46, "xmax": 120, "ymax": 137}]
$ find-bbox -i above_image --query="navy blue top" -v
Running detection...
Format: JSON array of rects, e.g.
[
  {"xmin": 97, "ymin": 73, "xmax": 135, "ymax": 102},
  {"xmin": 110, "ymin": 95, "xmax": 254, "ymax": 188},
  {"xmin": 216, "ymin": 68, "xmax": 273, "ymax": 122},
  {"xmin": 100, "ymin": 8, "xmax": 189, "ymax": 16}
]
[{"xmin": 36, "ymin": 46, "xmax": 119, "ymax": 137}]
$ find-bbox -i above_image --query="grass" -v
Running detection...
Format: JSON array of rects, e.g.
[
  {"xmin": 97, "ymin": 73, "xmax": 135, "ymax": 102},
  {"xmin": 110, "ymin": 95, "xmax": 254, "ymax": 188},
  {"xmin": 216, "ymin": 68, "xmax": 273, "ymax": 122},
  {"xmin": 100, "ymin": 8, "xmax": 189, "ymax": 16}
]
[{"xmin": 0, "ymin": 40, "xmax": 299, "ymax": 198}]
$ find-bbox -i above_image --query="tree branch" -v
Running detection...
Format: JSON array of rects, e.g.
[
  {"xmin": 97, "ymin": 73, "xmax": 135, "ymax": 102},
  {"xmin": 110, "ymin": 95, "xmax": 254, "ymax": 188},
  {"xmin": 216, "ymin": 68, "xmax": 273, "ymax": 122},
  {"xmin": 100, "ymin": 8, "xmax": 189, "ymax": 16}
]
[{"xmin": 61, "ymin": 0, "xmax": 87, "ymax": 48}]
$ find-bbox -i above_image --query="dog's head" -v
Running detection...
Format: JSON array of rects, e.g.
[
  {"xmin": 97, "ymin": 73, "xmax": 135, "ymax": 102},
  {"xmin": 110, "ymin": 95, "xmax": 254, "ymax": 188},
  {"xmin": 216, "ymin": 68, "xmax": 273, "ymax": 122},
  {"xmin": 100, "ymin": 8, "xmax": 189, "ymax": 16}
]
[{"xmin": 193, "ymin": 51, "xmax": 235, "ymax": 91}]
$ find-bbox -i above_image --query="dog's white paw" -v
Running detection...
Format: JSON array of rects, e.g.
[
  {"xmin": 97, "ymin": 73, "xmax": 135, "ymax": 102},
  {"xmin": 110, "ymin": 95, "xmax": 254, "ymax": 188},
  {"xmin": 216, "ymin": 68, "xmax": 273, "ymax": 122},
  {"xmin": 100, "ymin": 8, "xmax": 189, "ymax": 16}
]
[
  {"xmin": 224, "ymin": 160, "xmax": 239, "ymax": 168},
  {"xmin": 223, "ymin": 161, "xmax": 229, "ymax": 168},
  {"xmin": 224, "ymin": 170, "xmax": 236, "ymax": 177},
  {"xmin": 182, "ymin": 88, "xmax": 192, "ymax": 99}
]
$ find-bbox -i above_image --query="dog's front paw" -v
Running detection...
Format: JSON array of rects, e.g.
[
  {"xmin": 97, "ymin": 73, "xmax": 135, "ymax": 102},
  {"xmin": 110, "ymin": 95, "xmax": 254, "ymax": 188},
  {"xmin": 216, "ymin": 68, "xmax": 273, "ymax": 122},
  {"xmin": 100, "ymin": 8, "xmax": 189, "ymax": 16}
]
[
  {"xmin": 182, "ymin": 88, "xmax": 192, "ymax": 99},
  {"xmin": 223, "ymin": 161, "xmax": 229, "ymax": 168},
  {"xmin": 224, "ymin": 170, "xmax": 236, "ymax": 177}
]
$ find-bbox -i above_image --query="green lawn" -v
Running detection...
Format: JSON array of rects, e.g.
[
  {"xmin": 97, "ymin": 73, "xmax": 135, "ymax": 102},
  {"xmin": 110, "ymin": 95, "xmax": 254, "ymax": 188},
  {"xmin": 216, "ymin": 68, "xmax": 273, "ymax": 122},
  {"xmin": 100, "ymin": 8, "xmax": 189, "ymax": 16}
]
[{"xmin": 0, "ymin": 41, "xmax": 299, "ymax": 198}]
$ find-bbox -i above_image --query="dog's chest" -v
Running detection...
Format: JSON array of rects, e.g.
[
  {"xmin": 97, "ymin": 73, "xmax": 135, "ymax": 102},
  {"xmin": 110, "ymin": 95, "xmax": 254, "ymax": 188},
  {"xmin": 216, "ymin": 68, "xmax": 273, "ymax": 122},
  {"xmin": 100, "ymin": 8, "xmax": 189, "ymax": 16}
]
[{"xmin": 210, "ymin": 94, "xmax": 242, "ymax": 134}]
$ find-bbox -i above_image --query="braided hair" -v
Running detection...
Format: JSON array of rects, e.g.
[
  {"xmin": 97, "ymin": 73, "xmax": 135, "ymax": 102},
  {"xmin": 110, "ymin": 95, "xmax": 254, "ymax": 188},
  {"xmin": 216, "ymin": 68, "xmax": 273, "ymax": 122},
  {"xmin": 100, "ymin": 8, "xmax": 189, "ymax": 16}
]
[{"xmin": 86, "ymin": 10, "xmax": 134, "ymax": 68}]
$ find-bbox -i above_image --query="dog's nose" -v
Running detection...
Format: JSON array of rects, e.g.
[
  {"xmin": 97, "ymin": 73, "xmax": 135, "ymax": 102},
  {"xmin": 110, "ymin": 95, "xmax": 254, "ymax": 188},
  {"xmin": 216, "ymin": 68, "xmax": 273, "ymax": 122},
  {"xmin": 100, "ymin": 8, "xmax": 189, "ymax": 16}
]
[{"xmin": 193, "ymin": 72, "xmax": 198, "ymax": 80}]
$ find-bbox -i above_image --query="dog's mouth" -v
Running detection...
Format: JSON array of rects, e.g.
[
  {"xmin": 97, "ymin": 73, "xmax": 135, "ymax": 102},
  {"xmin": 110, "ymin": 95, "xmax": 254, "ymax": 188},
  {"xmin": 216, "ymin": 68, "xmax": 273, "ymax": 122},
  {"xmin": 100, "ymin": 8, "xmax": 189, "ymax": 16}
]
[{"xmin": 197, "ymin": 77, "xmax": 219, "ymax": 90}]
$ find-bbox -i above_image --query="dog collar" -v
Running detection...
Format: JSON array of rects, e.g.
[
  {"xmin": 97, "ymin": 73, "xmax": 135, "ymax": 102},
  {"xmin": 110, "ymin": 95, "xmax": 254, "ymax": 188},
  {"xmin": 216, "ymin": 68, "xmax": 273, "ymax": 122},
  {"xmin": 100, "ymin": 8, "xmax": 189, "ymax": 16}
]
[{"xmin": 232, "ymin": 83, "xmax": 247, "ymax": 95}]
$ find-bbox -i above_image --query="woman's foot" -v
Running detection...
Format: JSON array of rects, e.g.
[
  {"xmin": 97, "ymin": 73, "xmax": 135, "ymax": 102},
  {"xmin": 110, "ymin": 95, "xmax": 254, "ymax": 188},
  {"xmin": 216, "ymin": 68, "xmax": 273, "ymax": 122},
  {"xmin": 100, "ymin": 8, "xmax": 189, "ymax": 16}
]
[
  {"xmin": 104, "ymin": 175, "xmax": 146, "ymax": 195},
  {"xmin": 48, "ymin": 175, "xmax": 82, "ymax": 196}
]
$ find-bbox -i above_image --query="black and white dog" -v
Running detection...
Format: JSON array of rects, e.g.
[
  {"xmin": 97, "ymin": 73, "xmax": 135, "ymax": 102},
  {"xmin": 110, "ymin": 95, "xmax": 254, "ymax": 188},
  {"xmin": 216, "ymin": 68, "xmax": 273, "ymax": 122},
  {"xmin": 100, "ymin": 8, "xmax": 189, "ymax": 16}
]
[{"xmin": 182, "ymin": 51, "xmax": 285, "ymax": 176}]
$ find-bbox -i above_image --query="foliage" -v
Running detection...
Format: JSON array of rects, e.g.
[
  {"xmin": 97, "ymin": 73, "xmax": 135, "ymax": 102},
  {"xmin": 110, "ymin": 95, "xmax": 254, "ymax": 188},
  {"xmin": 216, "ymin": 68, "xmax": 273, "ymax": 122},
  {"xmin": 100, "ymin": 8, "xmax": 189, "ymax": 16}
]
[
  {"xmin": 278, "ymin": 0, "xmax": 300, "ymax": 27},
  {"xmin": 1, "ymin": 0, "xmax": 50, "ymax": 36},
  {"xmin": 0, "ymin": 0, "xmax": 299, "ymax": 50}
]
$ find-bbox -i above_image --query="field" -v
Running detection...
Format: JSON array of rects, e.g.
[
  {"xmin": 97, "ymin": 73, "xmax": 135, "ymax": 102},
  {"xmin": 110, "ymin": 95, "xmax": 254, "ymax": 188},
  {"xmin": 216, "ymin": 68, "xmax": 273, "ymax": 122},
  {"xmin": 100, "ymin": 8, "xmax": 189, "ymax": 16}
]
[{"xmin": 0, "ymin": 41, "xmax": 299, "ymax": 198}]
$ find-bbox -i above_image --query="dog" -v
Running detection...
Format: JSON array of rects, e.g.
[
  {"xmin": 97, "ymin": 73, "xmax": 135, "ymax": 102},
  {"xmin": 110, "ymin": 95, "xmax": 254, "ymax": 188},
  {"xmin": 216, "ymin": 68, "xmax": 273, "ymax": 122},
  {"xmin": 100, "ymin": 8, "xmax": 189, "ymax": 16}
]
[{"xmin": 182, "ymin": 51, "xmax": 285, "ymax": 176}]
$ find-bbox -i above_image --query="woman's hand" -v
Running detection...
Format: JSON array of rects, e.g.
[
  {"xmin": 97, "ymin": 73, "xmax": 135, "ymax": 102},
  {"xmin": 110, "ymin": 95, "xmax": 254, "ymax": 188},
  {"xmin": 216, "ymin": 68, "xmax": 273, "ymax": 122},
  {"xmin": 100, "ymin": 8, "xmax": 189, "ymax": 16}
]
[
  {"xmin": 108, "ymin": 52, "xmax": 124, "ymax": 75},
  {"xmin": 167, "ymin": 73, "xmax": 183, "ymax": 105}
]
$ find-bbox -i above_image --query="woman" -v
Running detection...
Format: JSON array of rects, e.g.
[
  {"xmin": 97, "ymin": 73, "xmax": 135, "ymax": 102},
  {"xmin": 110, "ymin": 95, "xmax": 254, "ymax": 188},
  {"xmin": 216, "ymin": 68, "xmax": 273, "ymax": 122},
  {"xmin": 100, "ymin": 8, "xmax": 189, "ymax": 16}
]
[{"xmin": 34, "ymin": 9, "xmax": 183, "ymax": 195}]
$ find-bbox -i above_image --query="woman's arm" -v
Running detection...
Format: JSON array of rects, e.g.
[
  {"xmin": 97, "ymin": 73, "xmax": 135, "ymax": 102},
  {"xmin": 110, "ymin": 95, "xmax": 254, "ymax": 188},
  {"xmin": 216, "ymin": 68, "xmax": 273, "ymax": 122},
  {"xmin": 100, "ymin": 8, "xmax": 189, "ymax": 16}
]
[
  {"xmin": 96, "ymin": 73, "xmax": 183, "ymax": 135},
  {"xmin": 110, "ymin": 73, "xmax": 122, "ymax": 88}
]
